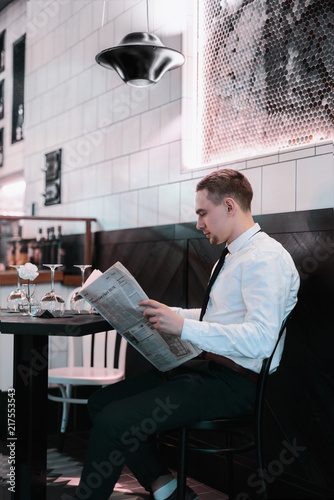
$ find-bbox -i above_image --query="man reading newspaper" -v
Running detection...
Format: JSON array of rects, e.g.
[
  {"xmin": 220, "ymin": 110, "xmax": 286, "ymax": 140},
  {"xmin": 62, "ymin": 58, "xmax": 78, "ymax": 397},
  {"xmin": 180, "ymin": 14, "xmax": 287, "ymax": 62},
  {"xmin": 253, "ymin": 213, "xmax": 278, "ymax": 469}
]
[{"xmin": 73, "ymin": 169, "xmax": 299, "ymax": 500}]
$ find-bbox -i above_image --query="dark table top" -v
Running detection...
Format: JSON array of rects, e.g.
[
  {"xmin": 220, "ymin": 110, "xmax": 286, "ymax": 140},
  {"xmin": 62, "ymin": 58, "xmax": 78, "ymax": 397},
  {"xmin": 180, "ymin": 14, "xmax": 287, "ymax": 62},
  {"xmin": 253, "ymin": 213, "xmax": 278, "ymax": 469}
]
[{"xmin": 0, "ymin": 310, "xmax": 110, "ymax": 336}]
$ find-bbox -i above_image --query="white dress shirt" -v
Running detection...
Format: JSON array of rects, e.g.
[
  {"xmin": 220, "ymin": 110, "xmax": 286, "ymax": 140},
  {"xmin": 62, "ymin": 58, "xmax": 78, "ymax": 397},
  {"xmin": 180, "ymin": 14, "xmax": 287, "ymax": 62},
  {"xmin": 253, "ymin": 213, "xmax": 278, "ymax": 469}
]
[{"xmin": 173, "ymin": 223, "xmax": 300, "ymax": 373}]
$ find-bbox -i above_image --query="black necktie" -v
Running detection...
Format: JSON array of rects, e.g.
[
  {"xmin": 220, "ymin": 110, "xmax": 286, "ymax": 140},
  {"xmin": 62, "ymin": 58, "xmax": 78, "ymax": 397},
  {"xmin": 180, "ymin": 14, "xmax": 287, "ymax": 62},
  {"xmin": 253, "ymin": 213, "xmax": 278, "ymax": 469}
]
[{"xmin": 199, "ymin": 247, "xmax": 229, "ymax": 321}]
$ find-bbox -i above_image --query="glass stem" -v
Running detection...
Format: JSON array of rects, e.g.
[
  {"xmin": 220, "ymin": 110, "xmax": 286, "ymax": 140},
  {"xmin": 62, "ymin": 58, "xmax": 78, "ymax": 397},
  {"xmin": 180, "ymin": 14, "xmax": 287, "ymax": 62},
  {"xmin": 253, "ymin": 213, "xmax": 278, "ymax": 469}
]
[
  {"xmin": 27, "ymin": 280, "xmax": 31, "ymax": 313},
  {"xmin": 81, "ymin": 268, "xmax": 85, "ymax": 287},
  {"xmin": 50, "ymin": 267, "xmax": 55, "ymax": 293}
]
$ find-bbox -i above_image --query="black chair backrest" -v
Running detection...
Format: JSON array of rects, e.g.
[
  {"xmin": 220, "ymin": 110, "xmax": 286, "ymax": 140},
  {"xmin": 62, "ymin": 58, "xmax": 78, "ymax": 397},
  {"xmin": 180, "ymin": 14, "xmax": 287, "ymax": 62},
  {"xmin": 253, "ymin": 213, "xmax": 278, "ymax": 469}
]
[{"xmin": 254, "ymin": 313, "xmax": 292, "ymax": 434}]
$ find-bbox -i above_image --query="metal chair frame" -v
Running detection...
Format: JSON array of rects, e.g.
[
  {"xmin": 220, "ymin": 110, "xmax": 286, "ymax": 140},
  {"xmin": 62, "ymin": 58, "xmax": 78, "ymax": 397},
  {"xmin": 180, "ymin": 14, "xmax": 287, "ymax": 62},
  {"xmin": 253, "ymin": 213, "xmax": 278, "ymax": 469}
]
[
  {"xmin": 160, "ymin": 314, "xmax": 291, "ymax": 500},
  {"xmin": 48, "ymin": 289, "xmax": 127, "ymax": 450}
]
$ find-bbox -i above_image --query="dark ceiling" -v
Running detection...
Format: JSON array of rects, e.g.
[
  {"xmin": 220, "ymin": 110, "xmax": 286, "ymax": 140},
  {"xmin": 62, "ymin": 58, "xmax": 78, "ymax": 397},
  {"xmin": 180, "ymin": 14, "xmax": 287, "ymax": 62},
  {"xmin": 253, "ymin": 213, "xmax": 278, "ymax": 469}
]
[{"xmin": 0, "ymin": 0, "xmax": 15, "ymax": 13}]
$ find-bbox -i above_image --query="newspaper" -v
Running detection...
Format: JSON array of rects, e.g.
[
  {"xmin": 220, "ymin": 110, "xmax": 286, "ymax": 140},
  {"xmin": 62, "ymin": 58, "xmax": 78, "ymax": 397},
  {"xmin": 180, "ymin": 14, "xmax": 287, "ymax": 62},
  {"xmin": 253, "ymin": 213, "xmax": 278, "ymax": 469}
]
[{"xmin": 79, "ymin": 261, "xmax": 201, "ymax": 372}]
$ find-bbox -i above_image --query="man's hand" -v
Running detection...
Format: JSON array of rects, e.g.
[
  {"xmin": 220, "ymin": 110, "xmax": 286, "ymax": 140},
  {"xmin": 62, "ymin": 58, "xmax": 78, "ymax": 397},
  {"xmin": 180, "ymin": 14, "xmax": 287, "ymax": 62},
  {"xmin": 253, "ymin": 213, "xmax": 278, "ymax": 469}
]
[{"xmin": 138, "ymin": 299, "xmax": 184, "ymax": 337}]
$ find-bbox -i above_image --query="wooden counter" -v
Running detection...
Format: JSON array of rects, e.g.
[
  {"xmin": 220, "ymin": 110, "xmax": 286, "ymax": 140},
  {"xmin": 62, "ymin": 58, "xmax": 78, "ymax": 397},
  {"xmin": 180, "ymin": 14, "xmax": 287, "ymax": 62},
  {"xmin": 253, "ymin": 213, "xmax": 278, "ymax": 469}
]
[{"xmin": 0, "ymin": 270, "xmax": 81, "ymax": 287}]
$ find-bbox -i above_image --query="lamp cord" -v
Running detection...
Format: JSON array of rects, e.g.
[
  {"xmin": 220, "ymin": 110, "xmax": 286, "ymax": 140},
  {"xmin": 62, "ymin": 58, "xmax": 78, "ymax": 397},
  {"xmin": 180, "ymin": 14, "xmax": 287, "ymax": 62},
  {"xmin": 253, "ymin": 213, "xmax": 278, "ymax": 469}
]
[
  {"xmin": 102, "ymin": 0, "xmax": 149, "ymax": 31},
  {"xmin": 146, "ymin": 0, "xmax": 150, "ymax": 33},
  {"xmin": 101, "ymin": 0, "xmax": 107, "ymax": 28}
]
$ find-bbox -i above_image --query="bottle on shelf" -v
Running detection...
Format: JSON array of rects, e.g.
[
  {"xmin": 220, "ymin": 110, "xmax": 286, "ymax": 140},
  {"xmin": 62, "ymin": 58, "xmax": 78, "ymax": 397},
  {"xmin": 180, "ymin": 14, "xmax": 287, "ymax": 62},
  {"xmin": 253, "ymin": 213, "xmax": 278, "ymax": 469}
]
[
  {"xmin": 34, "ymin": 228, "xmax": 43, "ymax": 267},
  {"xmin": 18, "ymin": 240, "xmax": 28, "ymax": 265},
  {"xmin": 49, "ymin": 227, "xmax": 57, "ymax": 264},
  {"xmin": 44, "ymin": 228, "xmax": 52, "ymax": 264},
  {"xmin": 38, "ymin": 228, "xmax": 47, "ymax": 267},
  {"xmin": 56, "ymin": 226, "xmax": 66, "ymax": 265},
  {"xmin": 28, "ymin": 239, "xmax": 35, "ymax": 264}
]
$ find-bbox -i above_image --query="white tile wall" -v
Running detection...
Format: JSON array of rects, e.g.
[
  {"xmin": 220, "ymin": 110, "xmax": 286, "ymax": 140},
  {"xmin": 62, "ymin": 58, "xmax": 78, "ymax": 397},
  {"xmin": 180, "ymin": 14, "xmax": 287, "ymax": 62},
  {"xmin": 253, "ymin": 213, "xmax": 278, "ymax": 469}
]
[
  {"xmin": 297, "ymin": 153, "xmax": 334, "ymax": 211},
  {"xmin": 0, "ymin": 0, "xmax": 333, "ymax": 233},
  {"xmin": 262, "ymin": 160, "xmax": 296, "ymax": 214}
]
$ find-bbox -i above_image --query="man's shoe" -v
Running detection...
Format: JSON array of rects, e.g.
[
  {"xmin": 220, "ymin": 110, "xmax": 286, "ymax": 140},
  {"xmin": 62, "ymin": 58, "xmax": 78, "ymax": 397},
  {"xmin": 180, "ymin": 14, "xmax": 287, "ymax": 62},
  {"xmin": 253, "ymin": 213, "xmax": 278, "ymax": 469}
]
[{"xmin": 151, "ymin": 485, "xmax": 199, "ymax": 500}]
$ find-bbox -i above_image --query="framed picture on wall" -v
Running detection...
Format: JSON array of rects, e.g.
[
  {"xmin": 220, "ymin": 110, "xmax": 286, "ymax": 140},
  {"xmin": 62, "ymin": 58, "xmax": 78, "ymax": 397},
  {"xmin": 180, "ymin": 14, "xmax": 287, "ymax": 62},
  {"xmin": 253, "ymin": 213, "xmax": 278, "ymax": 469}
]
[
  {"xmin": 0, "ymin": 30, "xmax": 5, "ymax": 73},
  {"xmin": 12, "ymin": 34, "xmax": 25, "ymax": 143},
  {"xmin": 0, "ymin": 79, "xmax": 4, "ymax": 119},
  {"xmin": 44, "ymin": 149, "xmax": 62, "ymax": 206},
  {"xmin": 0, "ymin": 128, "xmax": 3, "ymax": 167}
]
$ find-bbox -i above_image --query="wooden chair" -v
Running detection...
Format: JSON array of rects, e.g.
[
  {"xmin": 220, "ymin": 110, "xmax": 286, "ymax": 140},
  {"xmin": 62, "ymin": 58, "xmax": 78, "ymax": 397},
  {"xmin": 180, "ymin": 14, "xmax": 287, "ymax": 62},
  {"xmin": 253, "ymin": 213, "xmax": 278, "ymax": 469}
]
[{"xmin": 48, "ymin": 291, "xmax": 127, "ymax": 450}]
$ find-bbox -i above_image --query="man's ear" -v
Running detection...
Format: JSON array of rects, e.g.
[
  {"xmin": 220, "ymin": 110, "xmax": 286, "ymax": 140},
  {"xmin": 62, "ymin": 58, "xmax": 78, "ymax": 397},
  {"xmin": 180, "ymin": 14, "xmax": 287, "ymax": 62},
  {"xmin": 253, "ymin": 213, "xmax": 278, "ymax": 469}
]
[{"xmin": 225, "ymin": 198, "xmax": 235, "ymax": 213}]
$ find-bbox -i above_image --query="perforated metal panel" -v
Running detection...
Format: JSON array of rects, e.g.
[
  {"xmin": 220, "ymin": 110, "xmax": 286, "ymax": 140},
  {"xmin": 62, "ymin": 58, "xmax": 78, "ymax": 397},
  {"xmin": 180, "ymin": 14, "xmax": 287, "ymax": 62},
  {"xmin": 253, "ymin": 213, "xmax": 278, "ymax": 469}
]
[{"xmin": 196, "ymin": 0, "xmax": 334, "ymax": 166}]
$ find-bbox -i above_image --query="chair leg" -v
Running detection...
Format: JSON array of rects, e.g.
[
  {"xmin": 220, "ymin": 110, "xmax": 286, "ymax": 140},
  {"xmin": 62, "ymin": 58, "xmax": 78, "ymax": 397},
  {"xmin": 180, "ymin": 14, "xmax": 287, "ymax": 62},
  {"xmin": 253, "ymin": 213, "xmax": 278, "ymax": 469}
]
[
  {"xmin": 58, "ymin": 384, "xmax": 72, "ymax": 451},
  {"xmin": 226, "ymin": 433, "xmax": 234, "ymax": 500},
  {"xmin": 177, "ymin": 427, "xmax": 188, "ymax": 500},
  {"xmin": 256, "ymin": 433, "xmax": 267, "ymax": 500}
]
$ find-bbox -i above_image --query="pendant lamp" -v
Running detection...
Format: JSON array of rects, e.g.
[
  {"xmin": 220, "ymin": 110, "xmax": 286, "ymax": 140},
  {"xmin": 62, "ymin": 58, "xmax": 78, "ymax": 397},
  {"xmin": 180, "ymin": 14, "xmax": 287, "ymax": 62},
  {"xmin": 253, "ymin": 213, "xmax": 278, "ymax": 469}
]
[{"xmin": 95, "ymin": 0, "xmax": 185, "ymax": 88}]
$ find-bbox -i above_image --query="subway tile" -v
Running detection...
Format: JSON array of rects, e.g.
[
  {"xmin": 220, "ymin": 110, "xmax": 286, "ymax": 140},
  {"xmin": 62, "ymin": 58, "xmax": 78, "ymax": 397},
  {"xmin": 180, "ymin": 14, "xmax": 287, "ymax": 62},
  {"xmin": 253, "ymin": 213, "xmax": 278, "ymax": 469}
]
[
  {"xmin": 297, "ymin": 154, "xmax": 334, "ymax": 211},
  {"xmin": 121, "ymin": 116, "xmax": 141, "ymax": 155},
  {"xmin": 82, "ymin": 97, "xmax": 98, "ymax": 134},
  {"xmin": 129, "ymin": 86, "xmax": 150, "ymax": 117},
  {"xmin": 92, "ymin": 67, "xmax": 108, "ymax": 99},
  {"xmin": 90, "ymin": 128, "xmax": 109, "ymax": 166},
  {"xmin": 180, "ymin": 178, "xmax": 198, "ymax": 223},
  {"xmin": 140, "ymin": 108, "xmax": 161, "ymax": 150},
  {"xmin": 112, "ymin": 85, "xmax": 134, "ymax": 122},
  {"xmin": 98, "ymin": 19, "xmax": 116, "ymax": 55},
  {"xmin": 96, "ymin": 161, "xmax": 113, "ymax": 197},
  {"xmin": 58, "ymin": 49, "xmax": 71, "ymax": 84},
  {"xmin": 130, "ymin": 1, "xmax": 147, "ymax": 32},
  {"xmin": 149, "ymin": 145, "xmax": 170, "ymax": 186},
  {"xmin": 315, "ymin": 140, "xmax": 334, "ymax": 156},
  {"xmin": 246, "ymin": 152, "xmax": 279, "ymax": 168},
  {"xmin": 242, "ymin": 167, "xmax": 262, "ymax": 215},
  {"xmin": 103, "ymin": 194, "xmax": 121, "ymax": 231},
  {"xmin": 105, "ymin": 121, "xmax": 123, "ymax": 160},
  {"xmin": 129, "ymin": 150, "xmax": 149, "ymax": 190},
  {"xmin": 262, "ymin": 161, "xmax": 296, "ymax": 214},
  {"xmin": 69, "ymin": 106, "xmax": 84, "ymax": 140},
  {"xmin": 170, "ymin": 140, "xmax": 192, "ymax": 182},
  {"xmin": 158, "ymin": 183, "xmax": 180, "ymax": 225},
  {"xmin": 78, "ymin": 2, "xmax": 93, "ymax": 42},
  {"xmin": 77, "ymin": 67, "xmax": 93, "ymax": 105},
  {"xmin": 63, "ymin": 138, "xmax": 85, "ymax": 172},
  {"xmin": 83, "ymin": 31, "xmax": 99, "ymax": 71},
  {"xmin": 66, "ymin": 15, "xmax": 79, "ymax": 49},
  {"xmin": 160, "ymin": 100, "xmax": 182, "ymax": 145},
  {"xmin": 279, "ymin": 144, "xmax": 315, "ymax": 162},
  {"xmin": 97, "ymin": 89, "xmax": 113, "ymax": 126},
  {"xmin": 87, "ymin": 197, "xmax": 104, "ymax": 223},
  {"xmin": 138, "ymin": 187, "xmax": 159, "ymax": 227},
  {"xmin": 120, "ymin": 191, "xmax": 138, "ymax": 229},
  {"xmin": 62, "ymin": 77, "xmax": 78, "ymax": 111},
  {"xmin": 54, "ymin": 21, "xmax": 67, "ymax": 58},
  {"xmin": 70, "ymin": 40, "xmax": 85, "ymax": 77},
  {"xmin": 112, "ymin": 156, "xmax": 130, "ymax": 193},
  {"xmin": 62, "ymin": 169, "xmax": 83, "ymax": 203},
  {"xmin": 149, "ymin": 72, "xmax": 171, "ymax": 109}
]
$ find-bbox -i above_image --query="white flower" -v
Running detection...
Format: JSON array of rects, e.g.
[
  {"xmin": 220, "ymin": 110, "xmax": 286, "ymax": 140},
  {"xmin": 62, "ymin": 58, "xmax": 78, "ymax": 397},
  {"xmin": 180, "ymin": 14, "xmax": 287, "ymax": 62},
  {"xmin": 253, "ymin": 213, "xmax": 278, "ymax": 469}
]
[{"xmin": 19, "ymin": 263, "xmax": 39, "ymax": 281}]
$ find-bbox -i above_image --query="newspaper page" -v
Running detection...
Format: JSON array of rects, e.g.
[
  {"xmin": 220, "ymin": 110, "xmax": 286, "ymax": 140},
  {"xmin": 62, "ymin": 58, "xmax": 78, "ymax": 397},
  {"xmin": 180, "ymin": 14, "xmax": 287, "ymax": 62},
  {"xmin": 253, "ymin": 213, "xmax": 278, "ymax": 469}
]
[{"xmin": 79, "ymin": 262, "xmax": 201, "ymax": 372}]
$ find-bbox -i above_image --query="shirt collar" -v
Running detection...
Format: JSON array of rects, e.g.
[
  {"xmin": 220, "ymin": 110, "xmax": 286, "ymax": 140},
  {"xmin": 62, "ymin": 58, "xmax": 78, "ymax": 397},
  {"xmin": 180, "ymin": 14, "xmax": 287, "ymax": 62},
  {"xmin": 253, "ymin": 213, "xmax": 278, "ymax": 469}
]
[{"xmin": 227, "ymin": 223, "xmax": 261, "ymax": 255}]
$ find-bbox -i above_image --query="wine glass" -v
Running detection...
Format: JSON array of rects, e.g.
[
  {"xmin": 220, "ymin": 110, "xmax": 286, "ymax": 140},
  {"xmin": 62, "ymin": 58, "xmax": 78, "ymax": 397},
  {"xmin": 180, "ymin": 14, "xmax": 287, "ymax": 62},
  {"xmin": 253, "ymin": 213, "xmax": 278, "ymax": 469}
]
[
  {"xmin": 40, "ymin": 264, "xmax": 65, "ymax": 317},
  {"xmin": 70, "ymin": 265, "xmax": 93, "ymax": 314},
  {"xmin": 7, "ymin": 265, "xmax": 26, "ymax": 311}
]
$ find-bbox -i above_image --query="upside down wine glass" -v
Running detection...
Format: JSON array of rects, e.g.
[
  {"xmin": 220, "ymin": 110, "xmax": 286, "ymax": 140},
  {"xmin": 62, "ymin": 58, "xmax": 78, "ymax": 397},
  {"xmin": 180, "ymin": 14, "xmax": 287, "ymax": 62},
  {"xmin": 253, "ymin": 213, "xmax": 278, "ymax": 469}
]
[
  {"xmin": 70, "ymin": 265, "xmax": 93, "ymax": 314},
  {"xmin": 40, "ymin": 264, "xmax": 65, "ymax": 317},
  {"xmin": 7, "ymin": 265, "xmax": 26, "ymax": 311}
]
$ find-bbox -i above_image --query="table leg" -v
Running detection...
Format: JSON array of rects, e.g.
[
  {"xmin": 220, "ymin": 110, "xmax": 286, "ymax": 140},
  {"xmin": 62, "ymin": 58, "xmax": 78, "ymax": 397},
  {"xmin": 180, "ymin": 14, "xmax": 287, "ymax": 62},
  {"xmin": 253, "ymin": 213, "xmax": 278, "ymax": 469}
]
[{"xmin": 13, "ymin": 334, "xmax": 48, "ymax": 500}]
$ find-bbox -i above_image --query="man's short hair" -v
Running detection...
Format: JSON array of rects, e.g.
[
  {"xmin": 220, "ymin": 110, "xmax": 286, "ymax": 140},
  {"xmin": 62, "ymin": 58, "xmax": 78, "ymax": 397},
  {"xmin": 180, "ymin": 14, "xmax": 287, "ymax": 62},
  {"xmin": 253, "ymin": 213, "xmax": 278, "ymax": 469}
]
[{"xmin": 196, "ymin": 169, "xmax": 253, "ymax": 212}]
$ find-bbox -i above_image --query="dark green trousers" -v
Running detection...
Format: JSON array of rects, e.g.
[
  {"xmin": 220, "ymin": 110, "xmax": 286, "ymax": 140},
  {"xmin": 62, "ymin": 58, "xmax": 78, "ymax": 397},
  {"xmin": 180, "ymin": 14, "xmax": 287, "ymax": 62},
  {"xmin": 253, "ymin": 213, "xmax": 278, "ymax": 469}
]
[{"xmin": 74, "ymin": 359, "xmax": 257, "ymax": 500}]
